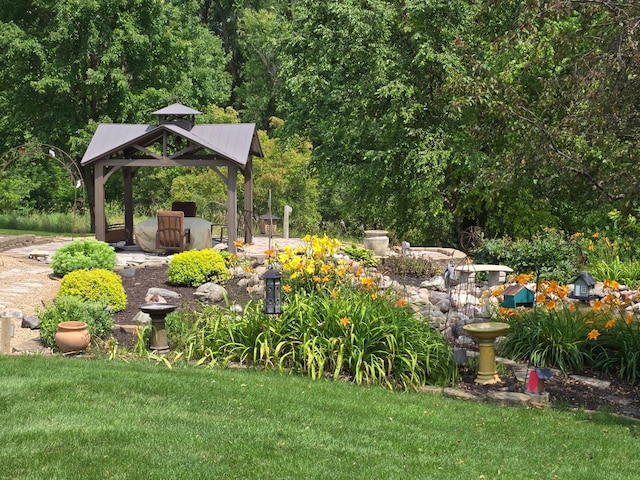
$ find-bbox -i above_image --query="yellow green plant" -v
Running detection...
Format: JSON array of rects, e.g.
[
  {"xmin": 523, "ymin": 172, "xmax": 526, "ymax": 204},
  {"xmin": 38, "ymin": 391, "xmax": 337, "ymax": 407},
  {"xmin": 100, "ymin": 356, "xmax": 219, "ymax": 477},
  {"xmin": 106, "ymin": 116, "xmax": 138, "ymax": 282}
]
[{"xmin": 58, "ymin": 268, "xmax": 126, "ymax": 312}]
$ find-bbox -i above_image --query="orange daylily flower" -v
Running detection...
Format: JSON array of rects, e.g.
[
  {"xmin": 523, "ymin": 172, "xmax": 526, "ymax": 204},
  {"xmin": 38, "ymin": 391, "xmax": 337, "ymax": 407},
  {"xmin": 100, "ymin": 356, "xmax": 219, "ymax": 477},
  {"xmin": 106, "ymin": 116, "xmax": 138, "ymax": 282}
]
[
  {"xmin": 283, "ymin": 284, "xmax": 292, "ymax": 293},
  {"xmin": 264, "ymin": 249, "xmax": 275, "ymax": 257},
  {"xmin": 499, "ymin": 307, "xmax": 515, "ymax": 317},
  {"xmin": 587, "ymin": 329, "xmax": 600, "ymax": 340},
  {"xmin": 340, "ymin": 317, "xmax": 351, "ymax": 326},
  {"xmin": 536, "ymin": 293, "xmax": 546, "ymax": 303},
  {"xmin": 546, "ymin": 300, "xmax": 556, "ymax": 310},
  {"xmin": 312, "ymin": 275, "xmax": 321, "ymax": 283},
  {"xmin": 625, "ymin": 314, "xmax": 634, "ymax": 325},
  {"xmin": 605, "ymin": 319, "xmax": 616, "ymax": 330},
  {"xmin": 568, "ymin": 303, "xmax": 576, "ymax": 312},
  {"xmin": 396, "ymin": 298, "xmax": 408, "ymax": 307},
  {"xmin": 591, "ymin": 300, "xmax": 603, "ymax": 311},
  {"xmin": 234, "ymin": 239, "xmax": 244, "ymax": 248},
  {"xmin": 491, "ymin": 285, "xmax": 505, "ymax": 297},
  {"xmin": 592, "ymin": 232, "xmax": 600, "ymax": 238},
  {"xmin": 330, "ymin": 289, "xmax": 338, "ymax": 299},
  {"xmin": 603, "ymin": 280, "xmax": 620, "ymax": 290}
]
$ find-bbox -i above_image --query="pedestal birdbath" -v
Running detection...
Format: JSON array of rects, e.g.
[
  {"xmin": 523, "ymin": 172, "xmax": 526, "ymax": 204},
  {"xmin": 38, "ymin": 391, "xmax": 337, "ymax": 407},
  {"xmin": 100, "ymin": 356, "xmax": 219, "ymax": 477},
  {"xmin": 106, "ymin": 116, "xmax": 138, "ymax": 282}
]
[
  {"xmin": 463, "ymin": 322, "xmax": 510, "ymax": 385},
  {"xmin": 139, "ymin": 303, "xmax": 178, "ymax": 356}
]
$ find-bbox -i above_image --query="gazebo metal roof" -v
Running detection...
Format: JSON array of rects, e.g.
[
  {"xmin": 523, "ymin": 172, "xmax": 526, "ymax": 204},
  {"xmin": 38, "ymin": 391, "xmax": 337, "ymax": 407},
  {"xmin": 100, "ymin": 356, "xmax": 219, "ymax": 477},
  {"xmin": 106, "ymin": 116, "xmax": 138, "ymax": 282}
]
[{"xmin": 83, "ymin": 103, "xmax": 263, "ymax": 253}]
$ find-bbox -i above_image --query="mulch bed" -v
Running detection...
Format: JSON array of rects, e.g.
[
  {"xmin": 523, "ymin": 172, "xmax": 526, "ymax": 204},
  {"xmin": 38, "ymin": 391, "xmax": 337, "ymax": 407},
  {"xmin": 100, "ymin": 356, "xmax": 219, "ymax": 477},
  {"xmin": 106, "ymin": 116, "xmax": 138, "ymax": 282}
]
[{"xmin": 113, "ymin": 265, "xmax": 640, "ymax": 420}]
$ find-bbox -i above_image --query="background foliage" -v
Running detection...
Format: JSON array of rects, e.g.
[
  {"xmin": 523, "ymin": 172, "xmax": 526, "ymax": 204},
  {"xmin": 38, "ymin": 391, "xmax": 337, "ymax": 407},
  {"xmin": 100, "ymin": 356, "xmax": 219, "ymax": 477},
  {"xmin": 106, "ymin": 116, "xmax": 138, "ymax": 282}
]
[{"xmin": 0, "ymin": 0, "xmax": 638, "ymax": 248}]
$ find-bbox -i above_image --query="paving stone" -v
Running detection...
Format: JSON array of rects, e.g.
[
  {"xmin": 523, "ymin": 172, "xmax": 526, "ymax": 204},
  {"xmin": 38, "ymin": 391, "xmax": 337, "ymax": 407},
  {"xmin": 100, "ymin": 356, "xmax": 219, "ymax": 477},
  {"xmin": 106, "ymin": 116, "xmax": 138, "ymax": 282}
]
[
  {"xmin": 419, "ymin": 385, "xmax": 443, "ymax": 395},
  {"xmin": 487, "ymin": 391, "xmax": 531, "ymax": 406},
  {"xmin": 526, "ymin": 392, "xmax": 550, "ymax": 405},
  {"xmin": 604, "ymin": 395, "xmax": 633, "ymax": 406},
  {"xmin": 443, "ymin": 387, "xmax": 485, "ymax": 401},
  {"xmin": 570, "ymin": 375, "xmax": 611, "ymax": 389}
]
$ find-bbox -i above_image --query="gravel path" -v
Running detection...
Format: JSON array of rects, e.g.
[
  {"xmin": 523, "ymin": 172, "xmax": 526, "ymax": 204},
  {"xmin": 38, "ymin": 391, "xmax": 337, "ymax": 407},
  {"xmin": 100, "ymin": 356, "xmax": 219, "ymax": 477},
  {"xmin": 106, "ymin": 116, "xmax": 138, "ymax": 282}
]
[{"xmin": 0, "ymin": 254, "xmax": 60, "ymax": 350}]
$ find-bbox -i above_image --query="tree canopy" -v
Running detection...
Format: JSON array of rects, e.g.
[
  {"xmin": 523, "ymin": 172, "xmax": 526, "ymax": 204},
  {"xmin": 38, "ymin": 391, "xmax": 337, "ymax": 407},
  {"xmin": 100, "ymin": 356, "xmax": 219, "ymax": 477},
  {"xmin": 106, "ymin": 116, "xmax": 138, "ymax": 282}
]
[{"xmin": 0, "ymin": 0, "xmax": 639, "ymax": 246}]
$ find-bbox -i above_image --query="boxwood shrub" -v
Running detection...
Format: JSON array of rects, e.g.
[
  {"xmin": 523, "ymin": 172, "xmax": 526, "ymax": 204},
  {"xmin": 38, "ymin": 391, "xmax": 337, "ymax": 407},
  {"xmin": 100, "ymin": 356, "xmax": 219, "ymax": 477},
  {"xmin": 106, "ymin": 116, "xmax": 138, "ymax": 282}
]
[
  {"xmin": 167, "ymin": 248, "xmax": 230, "ymax": 287},
  {"xmin": 58, "ymin": 268, "xmax": 127, "ymax": 312},
  {"xmin": 51, "ymin": 239, "xmax": 117, "ymax": 277}
]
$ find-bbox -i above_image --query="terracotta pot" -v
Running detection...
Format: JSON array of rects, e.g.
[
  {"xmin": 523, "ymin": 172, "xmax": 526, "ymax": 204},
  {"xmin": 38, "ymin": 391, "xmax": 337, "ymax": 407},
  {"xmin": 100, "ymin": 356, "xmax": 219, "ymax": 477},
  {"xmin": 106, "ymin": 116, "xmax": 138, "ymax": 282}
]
[{"xmin": 55, "ymin": 321, "xmax": 90, "ymax": 353}]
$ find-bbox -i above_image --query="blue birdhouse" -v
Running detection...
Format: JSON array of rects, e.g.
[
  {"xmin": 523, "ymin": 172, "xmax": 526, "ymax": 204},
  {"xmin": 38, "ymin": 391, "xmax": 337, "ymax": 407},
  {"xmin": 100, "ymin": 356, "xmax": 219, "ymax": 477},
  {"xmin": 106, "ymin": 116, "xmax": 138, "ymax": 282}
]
[
  {"xmin": 571, "ymin": 271, "xmax": 596, "ymax": 302},
  {"xmin": 501, "ymin": 284, "xmax": 535, "ymax": 309}
]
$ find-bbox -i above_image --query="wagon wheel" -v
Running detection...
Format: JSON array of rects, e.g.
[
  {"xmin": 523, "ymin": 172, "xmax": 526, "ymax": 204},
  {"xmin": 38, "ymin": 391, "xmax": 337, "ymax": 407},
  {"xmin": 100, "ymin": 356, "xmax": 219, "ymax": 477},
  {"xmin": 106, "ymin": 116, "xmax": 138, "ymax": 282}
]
[{"xmin": 459, "ymin": 226, "xmax": 485, "ymax": 252}]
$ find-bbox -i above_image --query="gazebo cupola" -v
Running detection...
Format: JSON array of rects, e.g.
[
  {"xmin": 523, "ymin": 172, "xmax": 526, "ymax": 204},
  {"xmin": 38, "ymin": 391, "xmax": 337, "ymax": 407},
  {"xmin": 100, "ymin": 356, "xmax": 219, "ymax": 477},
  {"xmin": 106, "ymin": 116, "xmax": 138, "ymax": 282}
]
[{"xmin": 151, "ymin": 103, "xmax": 201, "ymax": 130}]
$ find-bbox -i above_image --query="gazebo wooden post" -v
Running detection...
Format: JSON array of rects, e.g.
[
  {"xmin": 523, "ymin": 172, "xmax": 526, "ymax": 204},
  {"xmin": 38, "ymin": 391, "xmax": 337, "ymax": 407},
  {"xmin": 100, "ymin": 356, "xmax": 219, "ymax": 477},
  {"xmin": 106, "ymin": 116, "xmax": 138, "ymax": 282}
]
[
  {"xmin": 94, "ymin": 162, "xmax": 106, "ymax": 241},
  {"xmin": 243, "ymin": 157, "xmax": 253, "ymax": 245},
  {"xmin": 227, "ymin": 164, "xmax": 238, "ymax": 254},
  {"xmin": 123, "ymin": 167, "xmax": 134, "ymax": 244}
]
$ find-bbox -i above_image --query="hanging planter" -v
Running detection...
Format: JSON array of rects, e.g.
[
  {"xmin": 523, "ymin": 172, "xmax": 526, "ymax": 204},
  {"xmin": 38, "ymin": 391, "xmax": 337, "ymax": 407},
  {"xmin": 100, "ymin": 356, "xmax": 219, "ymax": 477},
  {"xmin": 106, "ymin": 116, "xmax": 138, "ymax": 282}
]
[{"xmin": 54, "ymin": 321, "xmax": 91, "ymax": 353}]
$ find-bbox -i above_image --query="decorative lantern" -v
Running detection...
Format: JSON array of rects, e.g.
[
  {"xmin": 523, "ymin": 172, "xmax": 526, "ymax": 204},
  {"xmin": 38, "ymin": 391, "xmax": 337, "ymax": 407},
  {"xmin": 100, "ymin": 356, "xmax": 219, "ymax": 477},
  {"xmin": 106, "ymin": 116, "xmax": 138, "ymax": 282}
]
[{"xmin": 262, "ymin": 268, "xmax": 282, "ymax": 315}]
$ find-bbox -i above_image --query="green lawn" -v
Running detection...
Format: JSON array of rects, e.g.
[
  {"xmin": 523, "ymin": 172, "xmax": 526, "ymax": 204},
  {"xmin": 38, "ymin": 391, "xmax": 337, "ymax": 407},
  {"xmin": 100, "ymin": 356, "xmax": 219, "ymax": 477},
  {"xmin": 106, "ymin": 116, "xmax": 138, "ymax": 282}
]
[{"xmin": 1, "ymin": 356, "xmax": 638, "ymax": 479}]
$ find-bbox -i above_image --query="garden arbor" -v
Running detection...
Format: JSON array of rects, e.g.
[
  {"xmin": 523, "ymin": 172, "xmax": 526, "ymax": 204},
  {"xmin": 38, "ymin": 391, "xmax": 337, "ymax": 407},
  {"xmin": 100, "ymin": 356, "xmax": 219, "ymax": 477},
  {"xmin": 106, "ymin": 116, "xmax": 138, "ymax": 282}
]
[{"xmin": 81, "ymin": 104, "xmax": 263, "ymax": 253}]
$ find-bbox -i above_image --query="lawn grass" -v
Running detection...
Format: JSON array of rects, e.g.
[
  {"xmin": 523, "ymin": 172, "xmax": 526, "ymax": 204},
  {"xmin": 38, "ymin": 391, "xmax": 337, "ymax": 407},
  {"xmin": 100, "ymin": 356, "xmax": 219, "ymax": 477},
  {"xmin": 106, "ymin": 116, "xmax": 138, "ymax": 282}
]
[{"xmin": 1, "ymin": 356, "xmax": 638, "ymax": 479}]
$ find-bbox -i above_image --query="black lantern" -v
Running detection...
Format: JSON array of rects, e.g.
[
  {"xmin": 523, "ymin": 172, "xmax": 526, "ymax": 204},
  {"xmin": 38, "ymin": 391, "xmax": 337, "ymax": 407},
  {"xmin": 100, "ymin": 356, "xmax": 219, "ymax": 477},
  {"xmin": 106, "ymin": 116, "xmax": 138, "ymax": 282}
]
[{"xmin": 262, "ymin": 268, "xmax": 282, "ymax": 314}]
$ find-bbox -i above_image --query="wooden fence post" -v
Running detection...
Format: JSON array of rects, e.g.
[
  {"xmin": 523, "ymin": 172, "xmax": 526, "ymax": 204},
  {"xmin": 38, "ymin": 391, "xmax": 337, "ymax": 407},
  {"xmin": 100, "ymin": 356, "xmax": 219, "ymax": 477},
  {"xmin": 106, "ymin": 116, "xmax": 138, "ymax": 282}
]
[{"xmin": 0, "ymin": 317, "xmax": 11, "ymax": 354}]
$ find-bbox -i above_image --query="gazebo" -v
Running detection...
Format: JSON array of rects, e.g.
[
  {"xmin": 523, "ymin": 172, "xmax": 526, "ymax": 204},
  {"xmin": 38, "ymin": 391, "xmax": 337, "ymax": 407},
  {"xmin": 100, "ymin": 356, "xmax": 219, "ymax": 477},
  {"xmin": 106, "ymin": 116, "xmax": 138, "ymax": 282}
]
[{"xmin": 81, "ymin": 103, "xmax": 263, "ymax": 254}]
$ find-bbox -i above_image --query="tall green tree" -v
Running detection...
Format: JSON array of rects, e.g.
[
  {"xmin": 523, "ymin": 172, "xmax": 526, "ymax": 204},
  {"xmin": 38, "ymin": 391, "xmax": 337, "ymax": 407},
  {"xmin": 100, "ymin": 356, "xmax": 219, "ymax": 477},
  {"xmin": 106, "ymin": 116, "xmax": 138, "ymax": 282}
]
[
  {"xmin": 0, "ymin": 0, "xmax": 231, "ymax": 215},
  {"xmin": 450, "ymin": 0, "xmax": 640, "ymax": 238},
  {"xmin": 280, "ymin": 0, "xmax": 474, "ymax": 245}
]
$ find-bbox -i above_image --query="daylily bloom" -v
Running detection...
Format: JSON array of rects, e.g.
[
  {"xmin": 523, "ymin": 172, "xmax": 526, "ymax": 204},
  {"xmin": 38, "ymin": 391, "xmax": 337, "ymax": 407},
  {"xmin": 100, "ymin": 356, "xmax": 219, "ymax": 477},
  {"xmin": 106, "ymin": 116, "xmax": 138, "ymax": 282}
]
[
  {"xmin": 605, "ymin": 319, "xmax": 616, "ymax": 330},
  {"xmin": 587, "ymin": 329, "xmax": 600, "ymax": 340},
  {"xmin": 340, "ymin": 317, "xmax": 351, "ymax": 326},
  {"xmin": 283, "ymin": 284, "xmax": 292, "ymax": 293},
  {"xmin": 234, "ymin": 239, "xmax": 244, "ymax": 248},
  {"xmin": 396, "ymin": 298, "xmax": 407, "ymax": 307}
]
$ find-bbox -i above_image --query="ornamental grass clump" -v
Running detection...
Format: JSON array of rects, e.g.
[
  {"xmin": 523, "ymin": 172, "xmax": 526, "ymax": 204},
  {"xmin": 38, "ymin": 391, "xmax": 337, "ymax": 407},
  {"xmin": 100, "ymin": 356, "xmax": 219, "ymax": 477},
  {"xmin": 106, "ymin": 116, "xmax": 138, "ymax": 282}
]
[{"xmin": 51, "ymin": 238, "xmax": 116, "ymax": 277}]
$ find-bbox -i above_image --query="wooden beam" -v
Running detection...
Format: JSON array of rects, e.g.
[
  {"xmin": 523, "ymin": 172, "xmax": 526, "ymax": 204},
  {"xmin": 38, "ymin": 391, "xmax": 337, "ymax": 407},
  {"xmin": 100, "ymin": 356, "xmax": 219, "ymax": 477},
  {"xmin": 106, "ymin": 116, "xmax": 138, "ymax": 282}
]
[
  {"xmin": 227, "ymin": 165, "xmax": 238, "ymax": 254},
  {"xmin": 243, "ymin": 157, "xmax": 253, "ymax": 244},
  {"xmin": 94, "ymin": 163, "xmax": 106, "ymax": 241},
  {"xmin": 123, "ymin": 167, "xmax": 134, "ymax": 244},
  {"xmin": 0, "ymin": 317, "xmax": 10, "ymax": 354}
]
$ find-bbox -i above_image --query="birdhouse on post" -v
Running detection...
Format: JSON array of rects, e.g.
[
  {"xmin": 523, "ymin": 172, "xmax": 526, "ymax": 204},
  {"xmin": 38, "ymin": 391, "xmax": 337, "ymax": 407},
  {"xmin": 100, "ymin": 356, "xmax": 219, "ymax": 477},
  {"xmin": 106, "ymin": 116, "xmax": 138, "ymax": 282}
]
[
  {"xmin": 526, "ymin": 368, "xmax": 554, "ymax": 394},
  {"xmin": 501, "ymin": 284, "xmax": 535, "ymax": 309},
  {"xmin": 571, "ymin": 271, "xmax": 596, "ymax": 302}
]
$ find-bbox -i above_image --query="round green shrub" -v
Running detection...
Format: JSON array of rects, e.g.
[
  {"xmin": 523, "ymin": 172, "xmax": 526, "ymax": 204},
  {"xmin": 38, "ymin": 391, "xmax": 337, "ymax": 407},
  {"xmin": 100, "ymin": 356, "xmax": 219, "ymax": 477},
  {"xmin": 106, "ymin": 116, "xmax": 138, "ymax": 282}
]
[
  {"xmin": 167, "ymin": 248, "xmax": 231, "ymax": 287},
  {"xmin": 51, "ymin": 239, "xmax": 117, "ymax": 277},
  {"xmin": 58, "ymin": 268, "xmax": 127, "ymax": 312},
  {"xmin": 38, "ymin": 296, "xmax": 113, "ymax": 348}
]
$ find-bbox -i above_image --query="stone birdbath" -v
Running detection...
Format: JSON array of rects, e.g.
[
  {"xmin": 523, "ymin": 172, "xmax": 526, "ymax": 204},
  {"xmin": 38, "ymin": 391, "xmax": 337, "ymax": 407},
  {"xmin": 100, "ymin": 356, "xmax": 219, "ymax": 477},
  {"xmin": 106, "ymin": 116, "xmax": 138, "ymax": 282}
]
[
  {"xmin": 463, "ymin": 322, "xmax": 510, "ymax": 385},
  {"xmin": 139, "ymin": 303, "xmax": 178, "ymax": 356}
]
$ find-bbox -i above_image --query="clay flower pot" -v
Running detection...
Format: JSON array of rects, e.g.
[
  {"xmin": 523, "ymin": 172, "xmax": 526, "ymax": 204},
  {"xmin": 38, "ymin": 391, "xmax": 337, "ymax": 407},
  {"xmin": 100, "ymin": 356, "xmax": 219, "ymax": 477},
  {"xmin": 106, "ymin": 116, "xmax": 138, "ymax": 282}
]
[{"xmin": 55, "ymin": 321, "xmax": 91, "ymax": 353}]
